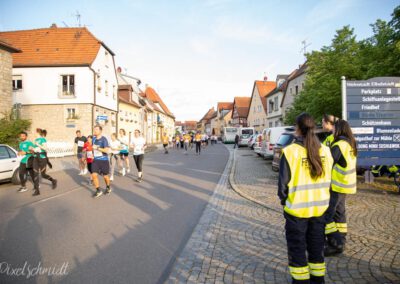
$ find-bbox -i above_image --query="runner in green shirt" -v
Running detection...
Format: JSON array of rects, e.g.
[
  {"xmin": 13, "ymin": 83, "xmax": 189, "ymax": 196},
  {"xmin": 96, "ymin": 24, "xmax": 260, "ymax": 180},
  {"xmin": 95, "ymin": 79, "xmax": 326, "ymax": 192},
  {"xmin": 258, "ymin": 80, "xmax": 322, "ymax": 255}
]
[
  {"xmin": 33, "ymin": 128, "xmax": 57, "ymax": 193},
  {"xmin": 17, "ymin": 131, "xmax": 37, "ymax": 194}
]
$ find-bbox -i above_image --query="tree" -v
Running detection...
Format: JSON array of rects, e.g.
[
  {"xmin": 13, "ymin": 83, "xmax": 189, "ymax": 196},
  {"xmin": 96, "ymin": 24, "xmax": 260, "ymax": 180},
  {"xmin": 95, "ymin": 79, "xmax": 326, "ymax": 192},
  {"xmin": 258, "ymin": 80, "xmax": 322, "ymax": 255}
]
[{"xmin": 0, "ymin": 111, "xmax": 31, "ymax": 149}]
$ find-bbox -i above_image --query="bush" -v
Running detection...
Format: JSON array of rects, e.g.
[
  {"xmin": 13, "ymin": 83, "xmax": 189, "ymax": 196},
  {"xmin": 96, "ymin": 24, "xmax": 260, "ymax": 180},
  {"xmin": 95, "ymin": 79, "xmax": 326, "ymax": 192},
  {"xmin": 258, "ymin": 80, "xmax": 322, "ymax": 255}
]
[{"xmin": 0, "ymin": 111, "xmax": 31, "ymax": 149}]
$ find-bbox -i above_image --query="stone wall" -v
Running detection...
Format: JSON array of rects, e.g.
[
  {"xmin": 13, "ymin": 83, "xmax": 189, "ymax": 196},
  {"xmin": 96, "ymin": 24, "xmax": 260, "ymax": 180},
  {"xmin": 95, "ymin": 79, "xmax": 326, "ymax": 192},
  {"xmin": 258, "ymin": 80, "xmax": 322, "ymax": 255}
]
[{"xmin": 0, "ymin": 49, "xmax": 13, "ymax": 118}]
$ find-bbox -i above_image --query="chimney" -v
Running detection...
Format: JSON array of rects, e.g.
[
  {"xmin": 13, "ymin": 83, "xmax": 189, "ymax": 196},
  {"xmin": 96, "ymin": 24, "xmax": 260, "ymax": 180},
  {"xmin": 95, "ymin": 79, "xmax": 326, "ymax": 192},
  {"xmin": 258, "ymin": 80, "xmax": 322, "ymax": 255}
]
[
  {"xmin": 117, "ymin": 66, "xmax": 122, "ymax": 73},
  {"xmin": 50, "ymin": 23, "xmax": 57, "ymax": 28},
  {"xmin": 263, "ymin": 76, "xmax": 268, "ymax": 81}
]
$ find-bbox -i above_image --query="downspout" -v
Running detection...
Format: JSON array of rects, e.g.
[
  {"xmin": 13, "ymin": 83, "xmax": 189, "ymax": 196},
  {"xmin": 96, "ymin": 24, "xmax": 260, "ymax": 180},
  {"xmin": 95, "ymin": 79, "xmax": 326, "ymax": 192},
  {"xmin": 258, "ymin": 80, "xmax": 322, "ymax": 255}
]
[{"xmin": 89, "ymin": 66, "xmax": 97, "ymax": 134}]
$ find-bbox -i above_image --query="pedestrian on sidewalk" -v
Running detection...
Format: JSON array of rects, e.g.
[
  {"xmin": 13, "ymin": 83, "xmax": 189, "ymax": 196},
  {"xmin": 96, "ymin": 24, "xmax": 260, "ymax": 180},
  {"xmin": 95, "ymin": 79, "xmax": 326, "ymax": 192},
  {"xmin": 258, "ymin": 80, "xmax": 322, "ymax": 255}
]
[
  {"xmin": 17, "ymin": 131, "xmax": 37, "ymax": 195},
  {"xmin": 32, "ymin": 128, "xmax": 57, "ymax": 192},
  {"xmin": 162, "ymin": 133, "xmax": 169, "ymax": 154},
  {"xmin": 324, "ymin": 119, "xmax": 357, "ymax": 257},
  {"xmin": 322, "ymin": 114, "xmax": 338, "ymax": 147},
  {"xmin": 131, "ymin": 129, "xmax": 146, "ymax": 182},
  {"xmin": 233, "ymin": 134, "xmax": 239, "ymax": 149},
  {"xmin": 74, "ymin": 130, "xmax": 87, "ymax": 175},
  {"xmin": 118, "ymin": 129, "xmax": 130, "ymax": 176},
  {"xmin": 82, "ymin": 135, "xmax": 94, "ymax": 185},
  {"xmin": 92, "ymin": 125, "xmax": 112, "ymax": 198},
  {"xmin": 110, "ymin": 133, "xmax": 122, "ymax": 181},
  {"xmin": 278, "ymin": 112, "xmax": 333, "ymax": 283},
  {"xmin": 195, "ymin": 131, "xmax": 202, "ymax": 155}
]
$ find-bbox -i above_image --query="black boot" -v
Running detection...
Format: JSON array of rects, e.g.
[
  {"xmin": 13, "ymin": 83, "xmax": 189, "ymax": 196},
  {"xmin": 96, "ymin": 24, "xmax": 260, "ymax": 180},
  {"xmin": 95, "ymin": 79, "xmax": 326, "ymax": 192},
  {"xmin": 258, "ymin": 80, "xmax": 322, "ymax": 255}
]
[
  {"xmin": 51, "ymin": 179, "xmax": 58, "ymax": 189},
  {"xmin": 32, "ymin": 189, "xmax": 40, "ymax": 196}
]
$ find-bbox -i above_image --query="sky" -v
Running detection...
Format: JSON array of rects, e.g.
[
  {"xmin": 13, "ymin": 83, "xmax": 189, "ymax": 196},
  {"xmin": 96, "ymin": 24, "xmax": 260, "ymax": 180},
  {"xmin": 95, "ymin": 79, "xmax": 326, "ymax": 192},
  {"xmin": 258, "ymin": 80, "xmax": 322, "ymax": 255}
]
[{"xmin": 0, "ymin": 0, "xmax": 398, "ymax": 121}]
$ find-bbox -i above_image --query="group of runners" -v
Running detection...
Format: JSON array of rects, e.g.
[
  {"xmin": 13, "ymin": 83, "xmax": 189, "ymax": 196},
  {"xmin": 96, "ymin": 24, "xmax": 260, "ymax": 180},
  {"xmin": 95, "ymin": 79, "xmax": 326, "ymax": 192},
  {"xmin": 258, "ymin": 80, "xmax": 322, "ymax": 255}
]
[
  {"xmin": 164, "ymin": 131, "xmax": 217, "ymax": 155},
  {"xmin": 74, "ymin": 126, "xmax": 147, "ymax": 198}
]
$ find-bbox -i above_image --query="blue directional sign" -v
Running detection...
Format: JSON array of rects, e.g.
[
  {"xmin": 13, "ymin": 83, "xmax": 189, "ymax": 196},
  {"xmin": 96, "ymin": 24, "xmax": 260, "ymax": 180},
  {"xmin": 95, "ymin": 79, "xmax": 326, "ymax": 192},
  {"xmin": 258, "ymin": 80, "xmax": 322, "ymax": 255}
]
[{"xmin": 345, "ymin": 77, "xmax": 400, "ymax": 166}]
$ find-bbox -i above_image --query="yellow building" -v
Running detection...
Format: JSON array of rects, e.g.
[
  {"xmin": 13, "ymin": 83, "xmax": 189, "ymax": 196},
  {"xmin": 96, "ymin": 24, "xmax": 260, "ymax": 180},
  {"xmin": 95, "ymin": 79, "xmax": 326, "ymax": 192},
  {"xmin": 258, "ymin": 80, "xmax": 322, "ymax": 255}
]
[{"xmin": 118, "ymin": 85, "xmax": 143, "ymax": 143}]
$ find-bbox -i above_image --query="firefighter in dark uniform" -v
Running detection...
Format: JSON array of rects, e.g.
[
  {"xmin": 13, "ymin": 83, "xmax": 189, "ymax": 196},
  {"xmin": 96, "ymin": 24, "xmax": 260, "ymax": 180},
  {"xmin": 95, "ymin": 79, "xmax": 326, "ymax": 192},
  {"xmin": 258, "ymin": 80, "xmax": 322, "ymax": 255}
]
[
  {"xmin": 279, "ymin": 113, "xmax": 334, "ymax": 283},
  {"xmin": 324, "ymin": 119, "xmax": 357, "ymax": 256}
]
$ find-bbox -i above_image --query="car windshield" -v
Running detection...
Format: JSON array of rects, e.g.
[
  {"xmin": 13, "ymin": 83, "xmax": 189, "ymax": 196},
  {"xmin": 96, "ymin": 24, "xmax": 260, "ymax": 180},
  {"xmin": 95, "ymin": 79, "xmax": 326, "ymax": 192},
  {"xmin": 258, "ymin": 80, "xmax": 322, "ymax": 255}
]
[
  {"xmin": 276, "ymin": 134, "xmax": 294, "ymax": 146},
  {"xmin": 242, "ymin": 129, "xmax": 253, "ymax": 135},
  {"xmin": 226, "ymin": 128, "xmax": 237, "ymax": 133}
]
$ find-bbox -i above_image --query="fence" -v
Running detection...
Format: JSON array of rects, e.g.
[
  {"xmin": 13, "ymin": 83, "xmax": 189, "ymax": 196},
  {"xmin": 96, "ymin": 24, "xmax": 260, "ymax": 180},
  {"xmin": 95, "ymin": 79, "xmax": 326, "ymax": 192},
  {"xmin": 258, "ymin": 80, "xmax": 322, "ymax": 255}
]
[{"xmin": 46, "ymin": 141, "xmax": 75, "ymax": 158}]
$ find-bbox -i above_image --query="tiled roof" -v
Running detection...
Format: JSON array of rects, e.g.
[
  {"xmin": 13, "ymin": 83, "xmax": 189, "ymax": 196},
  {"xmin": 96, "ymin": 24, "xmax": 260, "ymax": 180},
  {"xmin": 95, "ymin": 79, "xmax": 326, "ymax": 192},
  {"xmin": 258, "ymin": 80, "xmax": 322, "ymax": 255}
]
[
  {"xmin": 217, "ymin": 102, "xmax": 233, "ymax": 111},
  {"xmin": 254, "ymin": 81, "xmax": 277, "ymax": 113},
  {"xmin": 0, "ymin": 38, "xmax": 21, "ymax": 53},
  {"xmin": 233, "ymin": 97, "xmax": 251, "ymax": 118},
  {"xmin": 199, "ymin": 107, "xmax": 215, "ymax": 122},
  {"xmin": 144, "ymin": 85, "xmax": 175, "ymax": 118},
  {"xmin": 0, "ymin": 26, "xmax": 113, "ymax": 66}
]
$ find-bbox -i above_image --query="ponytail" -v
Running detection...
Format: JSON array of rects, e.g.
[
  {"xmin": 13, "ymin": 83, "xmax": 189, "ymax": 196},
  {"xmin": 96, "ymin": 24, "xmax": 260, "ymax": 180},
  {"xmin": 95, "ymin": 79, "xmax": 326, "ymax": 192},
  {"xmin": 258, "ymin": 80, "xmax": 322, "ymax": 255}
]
[{"xmin": 296, "ymin": 113, "xmax": 324, "ymax": 179}]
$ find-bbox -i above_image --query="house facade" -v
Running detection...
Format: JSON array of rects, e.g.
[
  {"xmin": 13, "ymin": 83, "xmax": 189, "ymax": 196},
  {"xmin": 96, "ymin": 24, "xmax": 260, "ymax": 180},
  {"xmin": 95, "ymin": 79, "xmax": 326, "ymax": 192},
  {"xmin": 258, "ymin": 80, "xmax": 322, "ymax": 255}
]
[
  {"xmin": 0, "ymin": 39, "xmax": 21, "ymax": 118},
  {"xmin": 214, "ymin": 102, "xmax": 233, "ymax": 136},
  {"xmin": 281, "ymin": 63, "xmax": 307, "ymax": 122},
  {"xmin": 0, "ymin": 26, "xmax": 118, "ymax": 141},
  {"xmin": 231, "ymin": 97, "xmax": 251, "ymax": 128},
  {"xmin": 265, "ymin": 75, "xmax": 290, "ymax": 128},
  {"xmin": 197, "ymin": 107, "xmax": 215, "ymax": 133},
  {"xmin": 247, "ymin": 80, "xmax": 276, "ymax": 133}
]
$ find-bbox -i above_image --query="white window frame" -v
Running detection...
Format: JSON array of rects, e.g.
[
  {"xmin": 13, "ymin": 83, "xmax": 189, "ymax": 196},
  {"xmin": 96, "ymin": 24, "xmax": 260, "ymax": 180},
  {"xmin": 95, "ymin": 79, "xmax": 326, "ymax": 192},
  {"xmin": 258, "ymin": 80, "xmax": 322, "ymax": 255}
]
[
  {"xmin": 60, "ymin": 75, "xmax": 75, "ymax": 97},
  {"xmin": 12, "ymin": 75, "xmax": 23, "ymax": 90}
]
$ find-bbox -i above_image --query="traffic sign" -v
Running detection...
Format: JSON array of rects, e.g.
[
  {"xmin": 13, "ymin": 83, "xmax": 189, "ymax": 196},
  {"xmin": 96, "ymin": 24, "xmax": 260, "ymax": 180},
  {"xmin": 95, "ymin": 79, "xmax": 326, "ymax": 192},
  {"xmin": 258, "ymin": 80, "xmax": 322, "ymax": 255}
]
[{"xmin": 343, "ymin": 77, "xmax": 400, "ymax": 166}]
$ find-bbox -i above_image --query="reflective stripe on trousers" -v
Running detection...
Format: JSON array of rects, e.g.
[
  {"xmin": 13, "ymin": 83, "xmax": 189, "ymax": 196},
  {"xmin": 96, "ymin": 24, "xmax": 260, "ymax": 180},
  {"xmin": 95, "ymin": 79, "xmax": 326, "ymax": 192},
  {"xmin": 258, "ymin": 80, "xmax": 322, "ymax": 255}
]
[
  {"xmin": 309, "ymin": 262, "xmax": 326, "ymax": 277},
  {"xmin": 289, "ymin": 266, "xmax": 310, "ymax": 280}
]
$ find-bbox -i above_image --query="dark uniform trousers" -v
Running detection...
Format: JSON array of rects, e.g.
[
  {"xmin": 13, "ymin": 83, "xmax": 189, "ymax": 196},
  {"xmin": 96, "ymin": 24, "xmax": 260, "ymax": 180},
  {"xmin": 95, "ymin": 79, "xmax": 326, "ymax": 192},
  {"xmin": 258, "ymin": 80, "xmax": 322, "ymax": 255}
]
[
  {"xmin": 285, "ymin": 212, "xmax": 326, "ymax": 283},
  {"xmin": 324, "ymin": 190, "xmax": 347, "ymax": 247}
]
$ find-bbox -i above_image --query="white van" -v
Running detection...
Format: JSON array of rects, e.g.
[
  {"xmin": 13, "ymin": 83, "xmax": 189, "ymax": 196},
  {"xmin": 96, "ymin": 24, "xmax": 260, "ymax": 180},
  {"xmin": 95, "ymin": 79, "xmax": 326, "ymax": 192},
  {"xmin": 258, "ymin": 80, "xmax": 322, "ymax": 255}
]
[
  {"xmin": 261, "ymin": 126, "xmax": 294, "ymax": 159},
  {"xmin": 238, "ymin": 127, "xmax": 255, "ymax": 146},
  {"xmin": 222, "ymin": 127, "xmax": 239, "ymax": 143}
]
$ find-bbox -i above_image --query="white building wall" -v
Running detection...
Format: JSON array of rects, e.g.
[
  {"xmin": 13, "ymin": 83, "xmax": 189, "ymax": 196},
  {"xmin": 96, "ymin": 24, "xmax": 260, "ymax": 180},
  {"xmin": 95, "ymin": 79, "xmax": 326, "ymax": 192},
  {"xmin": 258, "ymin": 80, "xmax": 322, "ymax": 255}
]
[
  {"xmin": 12, "ymin": 66, "xmax": 94, "ymax": 105},
  {"xmin": 91, "ymin": 45, "xmax": 118, "ymax": 111},
  {"xmin": 266, "ymin": 91, "xmax": 283, "ymax": 127},
  {"xmin": 282, "ymin": 73, "xmax": 306, "ymax": 119}
]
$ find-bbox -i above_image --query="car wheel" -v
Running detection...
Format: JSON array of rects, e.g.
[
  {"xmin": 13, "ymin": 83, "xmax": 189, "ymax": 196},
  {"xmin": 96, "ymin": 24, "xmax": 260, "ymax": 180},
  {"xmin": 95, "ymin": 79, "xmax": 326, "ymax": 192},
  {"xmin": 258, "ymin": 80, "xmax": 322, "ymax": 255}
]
[{"xmin": 11, "ymin": 168, "xmax": 21, "ymax": 185}]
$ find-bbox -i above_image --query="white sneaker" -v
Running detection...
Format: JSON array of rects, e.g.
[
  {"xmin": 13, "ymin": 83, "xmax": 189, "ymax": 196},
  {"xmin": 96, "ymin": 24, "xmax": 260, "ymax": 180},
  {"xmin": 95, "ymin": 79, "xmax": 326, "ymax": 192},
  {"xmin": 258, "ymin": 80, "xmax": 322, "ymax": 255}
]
[
  {"xmin": 122, "ymin": 168, "xmax": 126, "ymax": 176},
  {"xmin": 78, "ymin": 170, "xmax": 83, "ymax": 175},
  {"xmin": 110, "ymin": 175, "xmax": 114, "ymax": 181},
  {"xmin": 83, "ymin": 168, "xmax": 88, "ymax": 175},
  {"xmin": 127, "ymin": 168, "xmax": 131, "ymax": 174}
]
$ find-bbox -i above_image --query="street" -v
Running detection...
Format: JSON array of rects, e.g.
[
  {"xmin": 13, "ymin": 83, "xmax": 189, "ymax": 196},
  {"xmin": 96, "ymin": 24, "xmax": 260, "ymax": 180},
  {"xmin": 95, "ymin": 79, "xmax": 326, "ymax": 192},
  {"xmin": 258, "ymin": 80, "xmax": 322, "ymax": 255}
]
[{"xmin": 0, "ymin": 144, "xmax": 229, "ymax": 284}]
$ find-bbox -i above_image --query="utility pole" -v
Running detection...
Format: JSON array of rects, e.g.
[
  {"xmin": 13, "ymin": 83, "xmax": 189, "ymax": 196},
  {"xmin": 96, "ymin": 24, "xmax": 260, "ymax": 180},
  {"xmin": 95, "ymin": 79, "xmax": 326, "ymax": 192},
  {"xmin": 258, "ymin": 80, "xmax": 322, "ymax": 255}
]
[{"xmin": 300, "ymin": 39, "xmax": 311, "ymax": 61}]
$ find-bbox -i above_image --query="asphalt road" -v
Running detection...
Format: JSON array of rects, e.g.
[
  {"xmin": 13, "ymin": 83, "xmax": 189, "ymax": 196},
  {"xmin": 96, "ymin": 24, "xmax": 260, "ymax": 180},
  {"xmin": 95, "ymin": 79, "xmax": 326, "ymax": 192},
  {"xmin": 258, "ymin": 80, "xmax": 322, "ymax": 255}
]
[{"xmin": 0, "ymin": 143, "xmax": 229, "ymax": 284}]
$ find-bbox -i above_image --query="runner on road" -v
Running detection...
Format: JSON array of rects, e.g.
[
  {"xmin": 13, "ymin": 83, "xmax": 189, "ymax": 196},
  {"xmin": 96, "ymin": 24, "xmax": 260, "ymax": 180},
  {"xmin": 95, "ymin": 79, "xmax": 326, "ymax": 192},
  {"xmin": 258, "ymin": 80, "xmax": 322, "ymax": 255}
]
[
  {"xmin": 131, "ymin": 129, "xmax": 146, "ymax": 182},
  {"xmin": 194, "ymin": 131, "xmax": 202, "ymax": 155},
  {"xmin": 162, "ymin": 133, "xmax": 169, "ymax": 154},
  {"xmin": 183, "ymin": 132, "xmax": 191, "ymax": 154},
  {"xmin": 74, "ymin": 130, "xmax": 87, "ymax": 175},
  {"xmin": 92, "ymin": 125, "xmax": 111, "ymax": 198},
  {"xmin": 110, "ymin": 133, "xmax": 122, "ymax": 181},
  {"xmin": 17, "ymin": 131, "xmax": 37, "ymax": 195},
  {"xmin": 33, "ymin": 128, "xmax": 57, "ymax": 191},
  {"xmin": 119, "ymin": 129, "xmax": 130, "ymax": 176},
  {"xmin": 82, "ymin": 135, "xmax": 94, "ymax": 185}
]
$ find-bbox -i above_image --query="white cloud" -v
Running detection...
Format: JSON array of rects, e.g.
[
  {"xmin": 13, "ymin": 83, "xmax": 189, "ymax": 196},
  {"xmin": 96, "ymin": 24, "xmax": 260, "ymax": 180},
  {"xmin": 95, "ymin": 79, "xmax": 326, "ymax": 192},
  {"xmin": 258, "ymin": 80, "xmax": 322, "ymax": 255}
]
[{"xmin": 189, "ymin": 37, "xmax": 216, "ymax": 56}]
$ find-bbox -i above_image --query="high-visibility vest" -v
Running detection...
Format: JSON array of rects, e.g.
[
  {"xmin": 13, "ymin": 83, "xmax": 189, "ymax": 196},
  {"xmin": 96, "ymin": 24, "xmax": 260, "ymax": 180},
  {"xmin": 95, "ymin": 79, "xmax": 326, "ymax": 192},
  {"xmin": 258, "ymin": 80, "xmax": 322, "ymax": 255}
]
[
  {"xmin": 331, "ymin": 140, "xmax": 357, "ymax": 194},
  {"xmin": 282, "ymin": 143, "xmax": 333, "ymax": 218},
  {"xmin": 323, "ymin": 134, "xmax": 334, "ymax": 147}
]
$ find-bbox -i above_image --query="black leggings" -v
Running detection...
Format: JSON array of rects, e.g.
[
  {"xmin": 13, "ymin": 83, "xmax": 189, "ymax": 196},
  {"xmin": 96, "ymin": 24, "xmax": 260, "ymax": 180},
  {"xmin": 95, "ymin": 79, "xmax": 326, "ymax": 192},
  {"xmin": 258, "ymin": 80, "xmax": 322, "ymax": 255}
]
[
  {"xmin": 33, "ymin": 157, "xmax": 54, "ymax": 188},
  {"xmin": 19, "ymin": 162, "xmax": 36, "ymax": 188},
  {"xmin": 133, "ymin": 154, "xmax": 144, "ymax": 172},
  {"xmin": 196, "ymin": 142, "xmax": 201, "ymax": 153}
]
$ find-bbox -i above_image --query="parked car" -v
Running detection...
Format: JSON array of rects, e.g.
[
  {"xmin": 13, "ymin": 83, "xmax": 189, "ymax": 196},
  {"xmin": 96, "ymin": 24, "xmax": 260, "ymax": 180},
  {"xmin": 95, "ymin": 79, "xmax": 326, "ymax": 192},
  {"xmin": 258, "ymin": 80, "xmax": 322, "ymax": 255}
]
[
  {"xmin": 247, "ymin": 134, "xmax": 257, "ymax": 149},
  {"xmin": 261, "ymin": 126, "xmax": 295, "ymax": 159},
  {"xmin": 238, "ymin": 127, "xmax": 255, "ymax": 147},
  {"xmin": 271, "ymin": 129, "xmax": 331, "ymax": 172},
  {"xmin": 252, "ymin": 134, "xmax": 263, "ymax": 155},
  {"xmin": 0, "ymin": 144, "xmax": 22, "ymax": 184}
]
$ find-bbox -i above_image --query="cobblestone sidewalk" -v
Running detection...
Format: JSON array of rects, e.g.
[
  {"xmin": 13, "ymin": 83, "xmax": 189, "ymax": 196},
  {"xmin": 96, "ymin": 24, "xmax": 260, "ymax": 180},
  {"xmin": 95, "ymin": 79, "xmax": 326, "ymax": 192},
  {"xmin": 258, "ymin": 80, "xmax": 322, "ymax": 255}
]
[{"xmin": 167, "ymin": 146, "xmax": 400, "ymax": 283}]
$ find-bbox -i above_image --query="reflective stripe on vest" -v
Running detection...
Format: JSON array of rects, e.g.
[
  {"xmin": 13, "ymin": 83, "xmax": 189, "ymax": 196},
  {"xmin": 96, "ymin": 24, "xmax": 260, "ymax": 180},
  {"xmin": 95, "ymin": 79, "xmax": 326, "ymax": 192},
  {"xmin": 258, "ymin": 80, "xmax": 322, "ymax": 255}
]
[
  {"xmin": 282, "ymin": 143, "xmax": 333, "ymax": 218},
  {"xmin": 331, "ymin": 140, "xmax": 357, "ymax": 194}
]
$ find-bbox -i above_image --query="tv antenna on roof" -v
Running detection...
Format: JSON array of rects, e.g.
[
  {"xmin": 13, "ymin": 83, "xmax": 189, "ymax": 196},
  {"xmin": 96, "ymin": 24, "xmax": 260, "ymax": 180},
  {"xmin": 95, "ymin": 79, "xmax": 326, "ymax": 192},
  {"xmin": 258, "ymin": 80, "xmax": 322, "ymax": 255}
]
[
  {"xmin": 300, "ymin": 39, "xmax": 311, "ymax": 60},
  {"xmin": 74, "ymin": 10, "xmax": 81, "ymax": 27}
]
